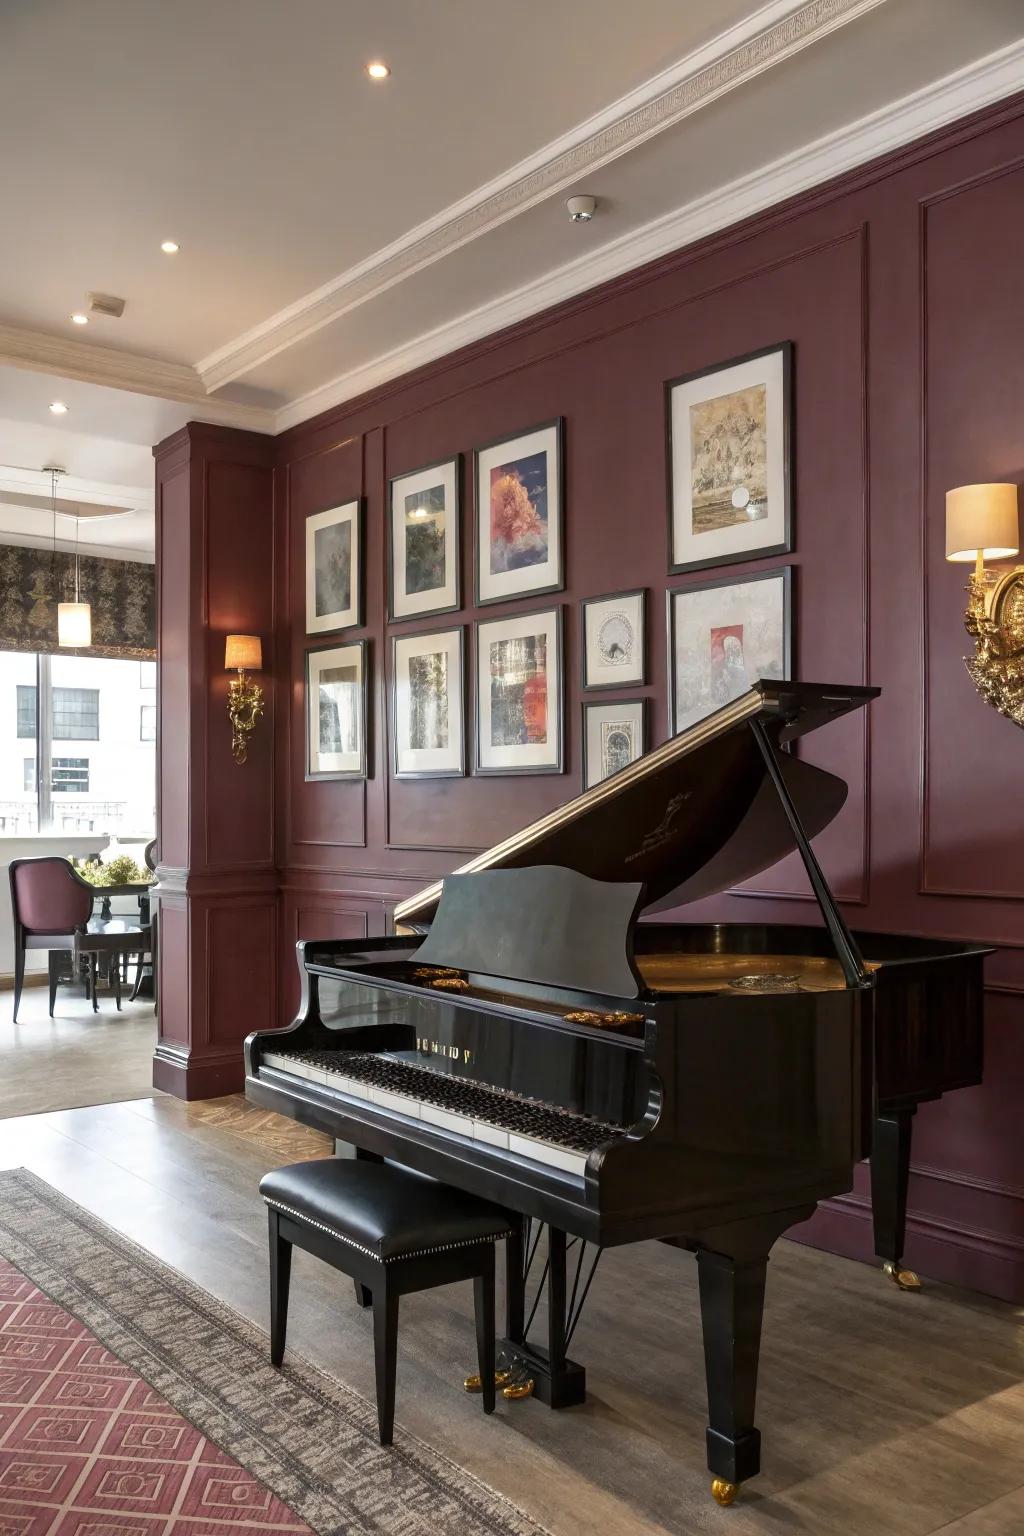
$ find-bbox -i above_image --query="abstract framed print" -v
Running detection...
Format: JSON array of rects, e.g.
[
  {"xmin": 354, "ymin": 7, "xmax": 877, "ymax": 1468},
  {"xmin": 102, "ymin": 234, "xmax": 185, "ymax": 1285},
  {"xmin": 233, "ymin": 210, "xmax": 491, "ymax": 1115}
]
[
  {"xmin": 475, "ymin": 606, "xmax": 563, "ymax": 774},
  {"xmin": 667, "ymin": 567, "xmax": 791, "ymax": 735},
  {"xmin": 582, "ymin": 698, "xmax": 646, "ymax": 790},
  {"xmin": 305, "ymin": 640, "xmax": 368, "ymax": 780},
  {"xmin": 391, "ymin": 626, "xmax": 465, "ymax": 779},
  {"xmin": 475, "ymin": 419, "xmax": 563, "ymax": 605},
  {"xmin": 667, "ymin": 343, "xmax": 792, "ymax": 575},
  {"xmin": 388, "ymin": 457, "xmax": 460, "ymax": 621},
  {"xmin": 305, "ymin": 500, "xmax": 363, "ymax": 633},
  {"xmin": 582, "ymin": 588, "xmax": 646, "ymax": 690}
]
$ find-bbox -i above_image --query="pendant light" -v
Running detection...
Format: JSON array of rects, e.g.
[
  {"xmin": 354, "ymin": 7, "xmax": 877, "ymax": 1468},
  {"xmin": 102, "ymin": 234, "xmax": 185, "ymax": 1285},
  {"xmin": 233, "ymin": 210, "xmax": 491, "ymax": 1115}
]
[{"xmin": 53, "ymin": 468, "xmax": 91, "ymax": 648}]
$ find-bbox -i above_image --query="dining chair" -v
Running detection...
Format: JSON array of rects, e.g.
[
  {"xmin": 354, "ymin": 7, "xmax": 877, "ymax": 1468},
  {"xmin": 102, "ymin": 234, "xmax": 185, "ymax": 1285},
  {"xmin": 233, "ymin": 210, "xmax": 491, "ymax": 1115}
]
[{"xmin": 8, "ymin": 856, "xmax": 94, "ymax": 1022}]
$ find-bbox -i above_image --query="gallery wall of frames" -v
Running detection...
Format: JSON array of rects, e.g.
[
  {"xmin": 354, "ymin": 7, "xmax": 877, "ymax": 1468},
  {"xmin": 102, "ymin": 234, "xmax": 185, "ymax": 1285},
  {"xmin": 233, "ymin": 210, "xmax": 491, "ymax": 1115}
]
[{"xmin": 272, "ymin": 95, "xmax": 1024, "ymax": 1302}]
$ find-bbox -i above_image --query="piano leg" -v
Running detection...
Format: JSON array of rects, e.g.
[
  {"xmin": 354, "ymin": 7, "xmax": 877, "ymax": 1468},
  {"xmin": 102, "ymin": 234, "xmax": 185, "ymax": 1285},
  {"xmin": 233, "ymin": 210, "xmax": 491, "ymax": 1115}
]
[
  {"xmin": 694, "ymin": 1205, "xmax": 814, "ymax": 1505},
  {"xmin": 870, "ymin": 1107, "xmax": 921, "ymax": 1290}
]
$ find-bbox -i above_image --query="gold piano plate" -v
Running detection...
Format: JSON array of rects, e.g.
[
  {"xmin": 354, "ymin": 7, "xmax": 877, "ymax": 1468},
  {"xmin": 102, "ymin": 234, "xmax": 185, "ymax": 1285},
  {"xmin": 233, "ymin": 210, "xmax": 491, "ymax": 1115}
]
[
  {"xmin": 429, "ymin": 976, "xmax": 470, "ymax": 991},
  {"xmin": 636, "ymin": 952, "xmax": 881, "ymax": 996}
]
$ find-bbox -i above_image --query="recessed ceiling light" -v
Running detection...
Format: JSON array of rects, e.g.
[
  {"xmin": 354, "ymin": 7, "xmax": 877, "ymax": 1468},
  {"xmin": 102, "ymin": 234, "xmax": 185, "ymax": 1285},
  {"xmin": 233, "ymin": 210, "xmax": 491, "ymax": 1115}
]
[
  {"xmin": 366, "ymin": 60, "xmax": 390, "ymax": 79},
  {"xmin": 49, "ymin": 401, "xmax": 69, "ymax": 415},
  {"xmin": 160, "ymin": 239, "xmax": 180, "ymax": 254},
  {"xmin": 70, "ymin": 312, "xmax": 89, "ymax": 325}
]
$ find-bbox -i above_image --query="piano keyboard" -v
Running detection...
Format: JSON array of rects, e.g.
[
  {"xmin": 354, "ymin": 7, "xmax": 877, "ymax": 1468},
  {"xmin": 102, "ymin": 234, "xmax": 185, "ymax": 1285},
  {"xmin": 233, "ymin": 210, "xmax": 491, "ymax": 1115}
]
[{"xmin": 260, "ymin": 1048, "xmax": 626, "ymax": 1177}]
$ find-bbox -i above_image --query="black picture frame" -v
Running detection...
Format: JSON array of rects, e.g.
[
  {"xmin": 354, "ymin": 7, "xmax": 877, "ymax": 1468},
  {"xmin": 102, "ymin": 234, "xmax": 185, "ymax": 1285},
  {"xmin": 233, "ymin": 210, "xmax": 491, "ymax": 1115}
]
[
  {"xmin": 580, "ymin": 587, "xmax": 647, "ymax": 691},
  {"xmin": 473, "ymin": 604, "xmax": 564, "ymax": 775},
  {"xmin": 390, "ymin": 624, "xmax": 466, "ymax": 780},
  {"xmin": 386, "ymin": 455, "xmax": 462, "ymax": 623},
  {"xmin": 666, "ymin": 565, "xmax": 793, "ymax": 736},
  {"xmin": 665, "ymin": 342, "xmax": 793, "ymax": 577},
  {"xmin": 304, "ymin": 638, "xmax": 370, "ymax": 781},
  {"xmin": 474, "ymin": 417, "xmax": 565, "ymax": 607},
  {"xmin": 581, "ymin": 696, "xmax": 647, "ymax": 790}
]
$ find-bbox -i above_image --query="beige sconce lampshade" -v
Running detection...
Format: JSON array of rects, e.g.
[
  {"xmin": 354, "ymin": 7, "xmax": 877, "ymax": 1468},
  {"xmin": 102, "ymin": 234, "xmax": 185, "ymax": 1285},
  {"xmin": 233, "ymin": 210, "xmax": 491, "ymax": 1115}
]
[
  {"xmin": 225, "ymin": 633, "xmax": 262, "ymax": 670},
  {"xmin": 945, "ymin": 483, "xmax": 1020, "ymax": 562}
]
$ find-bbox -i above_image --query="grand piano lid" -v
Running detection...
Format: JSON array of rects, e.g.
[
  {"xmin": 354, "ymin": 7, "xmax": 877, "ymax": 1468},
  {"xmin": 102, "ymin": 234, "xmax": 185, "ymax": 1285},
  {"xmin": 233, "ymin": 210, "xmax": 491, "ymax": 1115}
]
[{"xmin": 393, "ymin": 679, "xmax": 879, "ymax": 927}]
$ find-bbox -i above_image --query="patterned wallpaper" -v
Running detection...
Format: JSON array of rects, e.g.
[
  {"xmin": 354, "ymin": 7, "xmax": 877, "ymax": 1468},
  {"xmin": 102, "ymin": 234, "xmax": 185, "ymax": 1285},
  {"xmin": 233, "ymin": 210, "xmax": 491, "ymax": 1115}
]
[{"xmin": 0, "ymin": 543, "xmax": 155, "ymax": 659}]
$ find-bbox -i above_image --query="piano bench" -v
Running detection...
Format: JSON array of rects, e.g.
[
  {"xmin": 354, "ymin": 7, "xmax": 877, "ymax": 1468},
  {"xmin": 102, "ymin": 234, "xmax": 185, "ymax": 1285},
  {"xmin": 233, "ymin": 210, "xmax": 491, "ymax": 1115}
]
[{"xmin": 259, "ymin": 1157, "xmax": 516, "ymax": 1446}]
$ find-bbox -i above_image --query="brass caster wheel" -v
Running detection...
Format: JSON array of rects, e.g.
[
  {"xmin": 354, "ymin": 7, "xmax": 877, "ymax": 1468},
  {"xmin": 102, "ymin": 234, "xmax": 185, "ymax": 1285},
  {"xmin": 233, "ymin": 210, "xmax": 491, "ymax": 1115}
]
[
  {"xmin": 883, "ymin": 1261, "xmax": 921, "ymax": 1291},
  {"xmin": 502, "ymin": 1377, "xmax": 535, "ymax": 1401},
  {"xmin": 711, "ymin": 1479, "xmax": 738, "ymax": 1507},
  {"xmin": 463, "ymin": 1370, "xmax": 512, "ymax": 1394}
]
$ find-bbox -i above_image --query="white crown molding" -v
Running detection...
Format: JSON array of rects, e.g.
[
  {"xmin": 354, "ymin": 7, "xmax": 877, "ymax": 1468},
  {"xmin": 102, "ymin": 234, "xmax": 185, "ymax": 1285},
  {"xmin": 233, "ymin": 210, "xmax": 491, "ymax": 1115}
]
[
  {"xmin": 0, "ymin": 528, "xmax": 153, "ymax": 563},
  {"xmin": 198, "ymin": 0, "xmax": 886, "ymax": 392},
  {"xmin": 275, "ymin": 35, "xmax": 1024, "ymax": 435},
  {"xmin": 0, "ymin": 464, "xmax": 152, "ymax": 511},
  {"xmin": 0, "ymin": 324, "xmax": 275, "ymax": 433}
]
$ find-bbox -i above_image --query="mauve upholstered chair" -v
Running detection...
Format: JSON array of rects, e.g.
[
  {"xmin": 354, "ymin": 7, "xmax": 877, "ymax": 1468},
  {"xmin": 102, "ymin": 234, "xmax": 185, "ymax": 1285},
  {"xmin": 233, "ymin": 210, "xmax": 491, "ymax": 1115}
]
[{"xmin": 8, "ymin": 856, "xmax": 94, "ymax": 1022}]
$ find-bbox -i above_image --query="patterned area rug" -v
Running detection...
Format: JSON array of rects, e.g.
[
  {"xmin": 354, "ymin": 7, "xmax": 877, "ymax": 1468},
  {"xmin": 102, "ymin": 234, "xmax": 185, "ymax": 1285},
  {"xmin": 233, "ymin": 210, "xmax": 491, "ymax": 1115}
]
[{"xmin": 0, "ymin": 1170, "xmax": 548, "ymax": 1536}]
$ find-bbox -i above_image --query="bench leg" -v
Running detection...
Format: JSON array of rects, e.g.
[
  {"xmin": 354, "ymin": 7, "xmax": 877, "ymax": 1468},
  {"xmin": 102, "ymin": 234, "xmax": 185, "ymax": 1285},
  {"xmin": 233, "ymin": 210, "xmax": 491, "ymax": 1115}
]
[
  {"xmin": 372, "ymin": 1286, "xmax": 400, "ymax": 1446},
  {"xmin": 474, "ymin": 1246, "xmax": 496, "ymax": 1414},
  {"xmin": 268, "ymin": 1210, "xmax": 292, "ymax": 1368},
  {"xmin": 353, "ymin": 1279, "xmax": 372, "ymax": 1308}
]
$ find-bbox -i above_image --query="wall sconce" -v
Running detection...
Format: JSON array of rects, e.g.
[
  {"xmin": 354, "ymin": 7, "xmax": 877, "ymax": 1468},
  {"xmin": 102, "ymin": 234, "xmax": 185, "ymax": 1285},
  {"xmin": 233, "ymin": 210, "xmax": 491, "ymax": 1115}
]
[
  {"xmin": 224, "ymin": 634, "xmax": 264, "ymax": 764},
  {"xmin": 945, "ymin": 483, "xmax": 1023, "ymax": 726}
]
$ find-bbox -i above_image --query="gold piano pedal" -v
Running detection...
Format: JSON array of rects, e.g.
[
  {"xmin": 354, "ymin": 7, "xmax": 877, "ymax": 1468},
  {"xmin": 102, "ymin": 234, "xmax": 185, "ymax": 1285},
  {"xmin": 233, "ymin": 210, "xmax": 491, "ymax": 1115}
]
[
  {"xmin": 882, "ymin": 1261, "xmax": 922, "ymax": 1291},
  {"xmin": 502, "ymin": 1377, "xmax": 535, "ymax": 1401},
  {"xmin": 711, "ymin": 1479, "xmax": 738, "ymax": 1507},
  {"xmin": 463, "ymin": 1370, "xmax": 512, "ymax": 1393}
]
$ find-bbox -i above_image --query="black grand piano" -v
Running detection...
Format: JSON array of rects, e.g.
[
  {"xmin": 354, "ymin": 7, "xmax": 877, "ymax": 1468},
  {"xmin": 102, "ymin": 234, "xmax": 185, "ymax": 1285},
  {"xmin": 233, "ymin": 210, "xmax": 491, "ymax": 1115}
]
[{"xmin": 245, "ymin": 681, "xmax": 987, "ymax": 1506}]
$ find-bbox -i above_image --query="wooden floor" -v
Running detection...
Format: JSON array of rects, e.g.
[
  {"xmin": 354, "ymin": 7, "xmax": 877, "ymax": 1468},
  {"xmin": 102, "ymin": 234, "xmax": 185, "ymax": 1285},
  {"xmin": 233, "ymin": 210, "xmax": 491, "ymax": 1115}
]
[
  {"xmin": 0, "ymin": 1094, "xmax": 1019, "ymax": 1535},
  {"xmin": 0, "ymin": 981, "xmax": 155, "ymax": 1117}
]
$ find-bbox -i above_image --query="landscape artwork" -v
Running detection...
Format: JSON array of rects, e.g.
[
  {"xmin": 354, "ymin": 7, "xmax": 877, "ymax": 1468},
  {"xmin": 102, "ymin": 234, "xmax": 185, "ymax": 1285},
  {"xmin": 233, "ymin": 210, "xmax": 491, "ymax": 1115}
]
[
  {"xmin": 476, "ymin": 608, "xmax": 562, "ymax": 773},
  {"xmin": 305, "ymin": 501, "xmax": 361, "ymax": 632},
  {"xmin": 668, "ymin": 345, "xmax": 791, "ymax": 574},
  {"xmin": 582, "ymin": 589, "xmax": 645, "ymax": 688},
  {"xmin": 389, "ymin": 459, "xmax": 460, "ymax": 619},
  {"xmin": 392, "ymin": 627, "xmax": 464, "ymax": 777},
  {"xmin": 583, "ymin": 698, "xmax": 646, "ymax": 789},
  {"xmin": 668, "ymin": 569, "xmax": 790, "ymax": 735},
  {"xmin": 476, "ymin": 421, "xmax": 563, "ymax": 604},
  {"xmin": 306, "ymin": 641, "xmax": 366, "ymax": 778}
]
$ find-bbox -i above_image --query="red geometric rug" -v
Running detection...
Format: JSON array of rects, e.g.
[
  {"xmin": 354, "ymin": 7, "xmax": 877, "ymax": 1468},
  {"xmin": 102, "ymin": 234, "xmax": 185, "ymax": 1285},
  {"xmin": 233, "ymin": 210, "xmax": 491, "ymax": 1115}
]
[{"xmin": 0, "ymin": 1258, "xmax": 313, "ymax": 1536}]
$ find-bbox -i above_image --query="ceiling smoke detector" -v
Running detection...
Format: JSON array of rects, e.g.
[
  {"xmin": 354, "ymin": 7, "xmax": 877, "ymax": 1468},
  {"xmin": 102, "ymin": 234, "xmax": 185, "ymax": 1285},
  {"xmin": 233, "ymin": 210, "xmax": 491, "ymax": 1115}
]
[
  {"xmin": 567, "ymin": 195, "xmax": 597, "ymax": 223},
  {"xmin": 87, "ymin": 291, "xmax": 126, "ymax": 318}
]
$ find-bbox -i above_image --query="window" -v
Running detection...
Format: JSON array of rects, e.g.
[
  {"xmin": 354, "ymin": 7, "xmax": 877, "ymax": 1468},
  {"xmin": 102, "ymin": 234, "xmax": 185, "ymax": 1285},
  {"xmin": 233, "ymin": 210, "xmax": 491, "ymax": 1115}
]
[
  {"xmin": 23, "ymin": 758, "xmax": 35, "ymax": 791},
  {"xmin": 52, "ymin": 687, "xmax": 99, "ymax": 740},
  {"xmin": 140, "ymin": 704, "xmax": 156, "ymax": 741},
  {"xmin": 139, "ymin": 661, "xmax": 156, "ymax": 689},
  {"xmin": 16, "ymin": 685, "xmax": 35, "ymax": 738},
  {"xmin": 51, "ymin": 758, "xmax": 89, "ymax": 794}
]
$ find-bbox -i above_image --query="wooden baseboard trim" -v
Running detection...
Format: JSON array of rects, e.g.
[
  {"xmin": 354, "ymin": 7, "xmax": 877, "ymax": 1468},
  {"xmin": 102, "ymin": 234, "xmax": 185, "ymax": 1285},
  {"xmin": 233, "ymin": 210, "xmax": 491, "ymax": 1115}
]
[
  {"xmin": 152, "ymin": 1046, "xmax": 244, "ymax": 1103},
  {"xmin": 0, "ymin": 974, "xmax": 48, "ymax": 992}
]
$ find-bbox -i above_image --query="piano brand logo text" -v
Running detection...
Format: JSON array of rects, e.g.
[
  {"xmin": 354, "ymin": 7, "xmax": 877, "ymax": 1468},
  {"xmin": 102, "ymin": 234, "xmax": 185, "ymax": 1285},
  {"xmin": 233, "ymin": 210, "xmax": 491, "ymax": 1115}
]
[{"xmin": 417, "ymin": 1037, "xmax": 472, "ymax": 1065}]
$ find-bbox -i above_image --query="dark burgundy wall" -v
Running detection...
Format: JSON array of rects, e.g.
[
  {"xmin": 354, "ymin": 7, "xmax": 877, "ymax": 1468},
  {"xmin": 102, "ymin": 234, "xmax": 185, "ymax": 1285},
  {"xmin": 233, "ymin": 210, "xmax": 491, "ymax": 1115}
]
[{"xmin": 271, "ymin": 96, "xmax": 1024, "ymax": 1300}]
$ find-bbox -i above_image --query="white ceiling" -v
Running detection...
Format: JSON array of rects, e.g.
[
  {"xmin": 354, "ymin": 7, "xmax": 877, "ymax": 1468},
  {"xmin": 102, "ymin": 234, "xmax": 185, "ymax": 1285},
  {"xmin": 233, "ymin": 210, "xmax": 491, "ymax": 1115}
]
[{"xmin": 0, "ymin": 0, "xmax": 1022, "ymax": 551}]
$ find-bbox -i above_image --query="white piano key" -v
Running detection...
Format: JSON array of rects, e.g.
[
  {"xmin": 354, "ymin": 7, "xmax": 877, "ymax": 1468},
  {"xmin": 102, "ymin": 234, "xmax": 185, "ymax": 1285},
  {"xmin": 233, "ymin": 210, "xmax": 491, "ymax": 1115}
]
[
  {"xmin": 420, "ymin": 1102, "xmax": 473, "ymax": 1136},
  {"xmin": 508, "ymin": 1134, "xmax": 588, "ymax": 1178},
  {"xmin": 473, "ymin": 1120, "xmax": 509, "ymax": 1150},
  {"xmin": 371, "ymin": 1087, "xmax": 421, "ymax": 1118},
  {"xmin": 332, "ymin": 1075, "xmax": 369, "ymax": 1100},
  {"xmin": 261, "ymin": 1053, "xmax": 326, "ymax": 1085}
]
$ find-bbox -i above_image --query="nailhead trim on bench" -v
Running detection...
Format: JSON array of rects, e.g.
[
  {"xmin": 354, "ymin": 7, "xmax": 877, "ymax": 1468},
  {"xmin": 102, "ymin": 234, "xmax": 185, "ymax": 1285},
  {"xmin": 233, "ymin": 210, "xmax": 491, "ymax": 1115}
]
[{"xmin": 263, "ymin": 1197, "xmax": 510, "ymax": 1264}]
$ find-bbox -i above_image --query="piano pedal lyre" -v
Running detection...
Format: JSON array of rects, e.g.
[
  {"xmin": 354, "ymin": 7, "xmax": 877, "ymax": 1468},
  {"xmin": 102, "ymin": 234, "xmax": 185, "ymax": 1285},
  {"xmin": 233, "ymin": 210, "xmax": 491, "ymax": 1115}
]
[
  {"xmin": 882, "ymin": 1261, "xmax": 921, "ymax": 1290},
  {"xmin": 711, "ymin": 1479, "xmax": 739, "ymax": 1507}
]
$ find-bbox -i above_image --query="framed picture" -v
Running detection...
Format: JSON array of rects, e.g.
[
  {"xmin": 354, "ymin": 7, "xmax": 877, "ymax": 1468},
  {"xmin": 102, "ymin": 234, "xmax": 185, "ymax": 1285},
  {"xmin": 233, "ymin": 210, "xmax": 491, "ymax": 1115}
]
[
  {"xmin": 305, "ymin": 640, "xmax": 368, "ymax": 780},
  {"xmin": 475, "ymin": 419, "xmax": 563, "ymax": 605},
  {"xmin": 582, "ymin": 588, "xmax": 646, "ymax": 689},
  {"xmin": 475, "ymin": 606, "xmax": 563, "ymax": 775},
  {"xmin": 667, "ymin": 343, "xmax": 792, "ymax": 575},
  {"xmin": 667, "ymin": 567, "xmax": 791, "ymax": 735},
  {"xmin": 305, "ymin": 500, "xmax": 362, "ymax": 633},
  {"xmin": 582, "ymin": 698, "xmax": 647, "ymax": 790},
  {"xmin": 388, "ymin": 457, "xmax": 460, "ymax": 621},
  {"xmin": 391, "ymin": 626, "xmax": 465, "ymax": 779}
]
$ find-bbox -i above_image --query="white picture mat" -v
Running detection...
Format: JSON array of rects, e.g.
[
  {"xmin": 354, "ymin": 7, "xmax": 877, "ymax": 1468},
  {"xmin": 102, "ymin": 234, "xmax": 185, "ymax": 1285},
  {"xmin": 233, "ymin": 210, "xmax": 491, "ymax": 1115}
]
[
  {"xmin": 667, "ymin": 573, "xmax": 788, "ymax": 735},
  {"xmin": 670, "ymin": 349, "xmax": 786, "ymax": 568},
  {"xmin": 584, "ymin": 592, "xmax": 644, "ymax": 686},
  {"xmin": 477, "ymin": 608, "xmax": 560, "ymax": 770},
  {"xmin": 308, "ymin": 643, "xmax": 364, "ymax": 775},
  {"xmin": 306, "ymin": 501, "xmax": 360, "ymax": 633},
  {"xmin": 477, "ymin": 423, "xmax": 561, "ymax": 602},
  {"xmin": 393, "ymin": 628, "xmax": 464, "ymax": 775},
  {"xmin": 390, "ymin": 461, "xmax": 459, "ymax": 618},
  {"xmin": 584, "ymin": 700, "xmax": 644, "ymax": 789}
]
